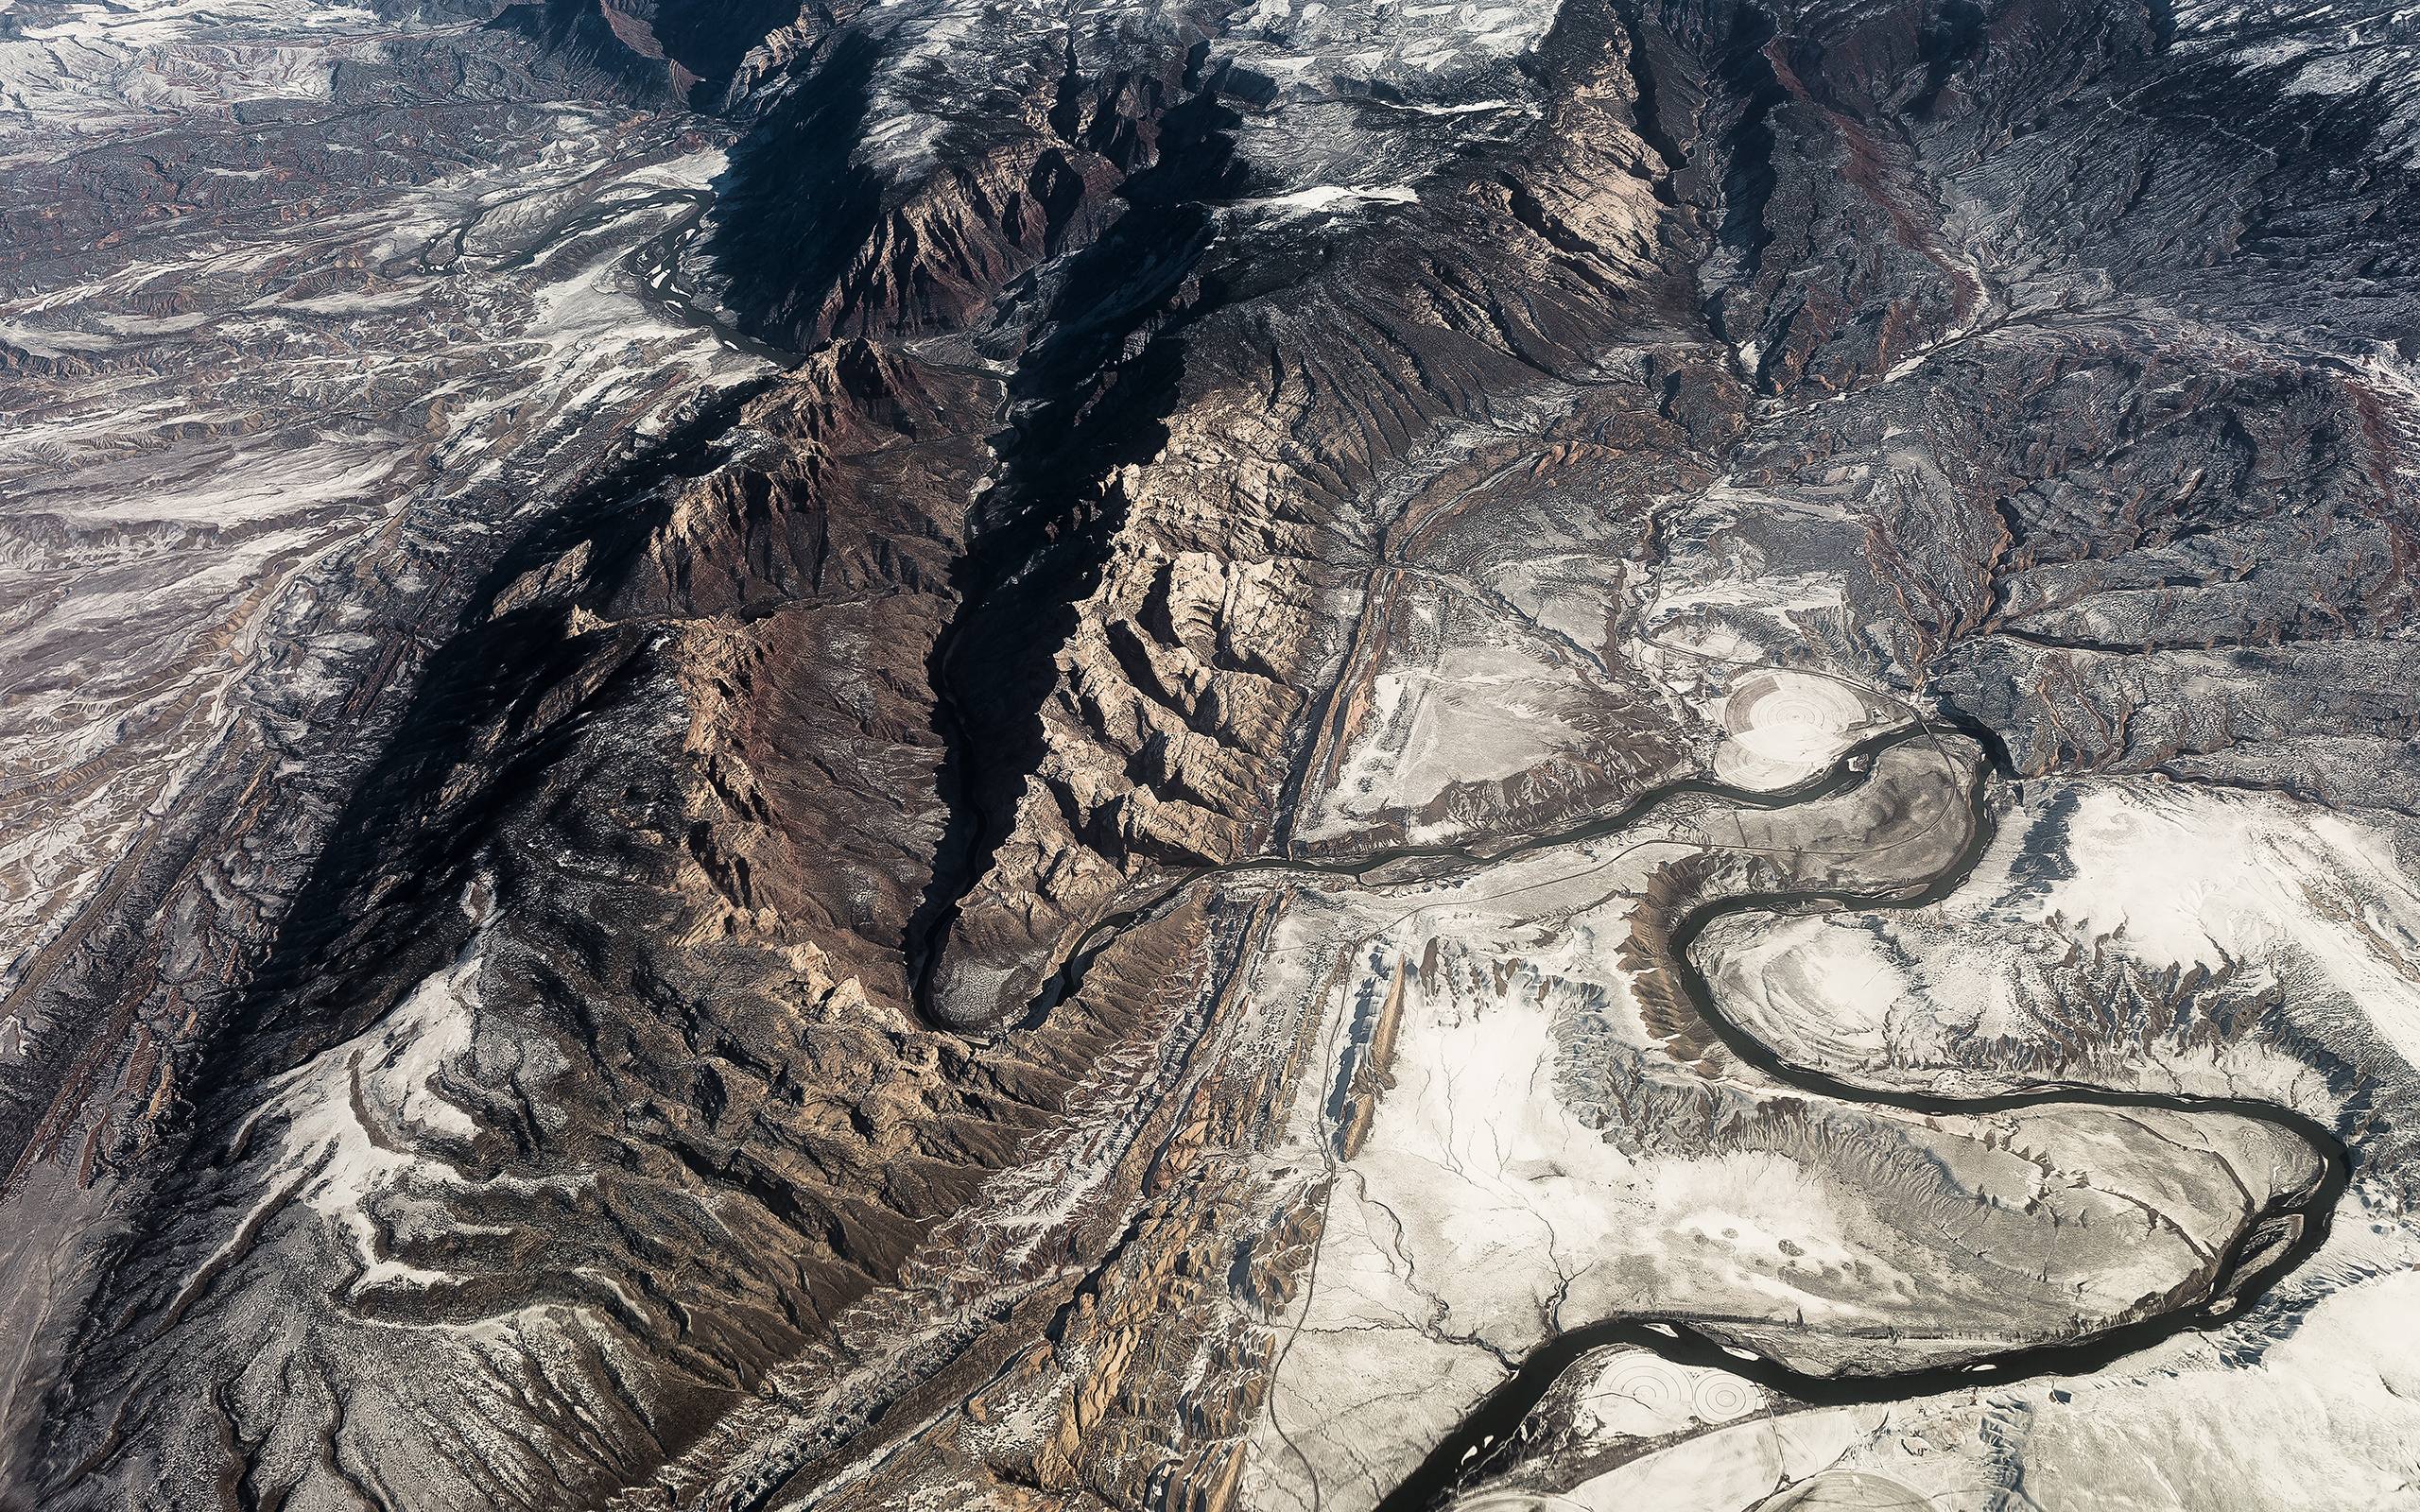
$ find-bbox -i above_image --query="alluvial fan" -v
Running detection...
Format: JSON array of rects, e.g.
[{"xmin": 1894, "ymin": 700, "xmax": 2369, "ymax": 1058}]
[{"xmin": 5, "ymin": 0, "xmax": 2420, "ymax": 1507}]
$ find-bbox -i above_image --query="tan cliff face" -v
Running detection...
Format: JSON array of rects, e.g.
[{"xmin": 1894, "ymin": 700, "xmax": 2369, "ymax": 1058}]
[
  {"xmin": 8, "ymin": 0, "xmax": 2420, "ymax": 1508},
  {"xmin": 919, "ymin": 1, "xmax": 1699, "ymax": 1031}
]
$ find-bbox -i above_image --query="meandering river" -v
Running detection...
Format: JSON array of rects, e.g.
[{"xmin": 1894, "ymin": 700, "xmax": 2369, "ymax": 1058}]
[{"xmin": 1010, "ymin": 718, "xmax": 2348, "ymax": 1511}]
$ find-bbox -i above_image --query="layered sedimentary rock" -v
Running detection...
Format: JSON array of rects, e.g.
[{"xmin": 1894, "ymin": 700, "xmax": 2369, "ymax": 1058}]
[{"xmin": 6, "ymin": 0, "xmax": 2420, "ymax": 1509}]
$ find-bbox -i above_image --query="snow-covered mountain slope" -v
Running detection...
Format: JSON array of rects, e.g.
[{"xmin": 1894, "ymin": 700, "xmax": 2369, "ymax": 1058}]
[{"xmin": 6, "ymin": 1, "xmax": 2420, "ymax": 1509}]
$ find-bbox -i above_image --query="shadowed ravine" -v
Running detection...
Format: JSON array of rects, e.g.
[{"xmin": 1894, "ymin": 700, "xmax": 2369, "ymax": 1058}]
[
  {"xmin": 1001, "ymin": 716, "xmax": 2350, "ymax": 1512},
  {"xmin": 11, "ymin": 0, "xmax": 2420, "ymax": 1502}
]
